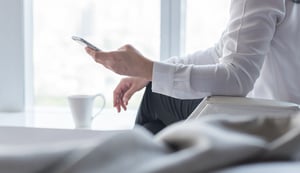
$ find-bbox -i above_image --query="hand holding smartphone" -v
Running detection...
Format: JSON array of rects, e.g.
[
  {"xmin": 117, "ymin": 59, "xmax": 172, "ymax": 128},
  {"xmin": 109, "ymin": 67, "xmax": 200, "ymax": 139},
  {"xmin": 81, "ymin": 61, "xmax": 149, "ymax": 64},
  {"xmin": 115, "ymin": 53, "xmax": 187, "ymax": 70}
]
[{"xmin": 72, "ymin": 36, "xmax": 100, "ymax": 51}]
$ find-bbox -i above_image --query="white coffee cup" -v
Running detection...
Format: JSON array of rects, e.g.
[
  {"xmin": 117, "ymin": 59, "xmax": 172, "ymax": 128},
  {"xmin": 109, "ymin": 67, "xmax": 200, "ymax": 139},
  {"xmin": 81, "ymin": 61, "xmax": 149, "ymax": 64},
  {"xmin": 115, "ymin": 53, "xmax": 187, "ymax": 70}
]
[{"xmin": 67, "ymin": 94, "xmax": 105, "ymax": 129}]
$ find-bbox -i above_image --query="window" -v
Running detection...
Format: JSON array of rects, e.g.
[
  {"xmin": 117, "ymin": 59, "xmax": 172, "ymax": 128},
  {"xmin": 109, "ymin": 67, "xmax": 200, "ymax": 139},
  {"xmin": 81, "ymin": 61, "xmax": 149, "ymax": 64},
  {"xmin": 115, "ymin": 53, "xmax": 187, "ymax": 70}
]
[
  {"xmin": 33, "ymin": 0, "xmax": 160, "ymax": 109},
  {"xmin": 0, "ymin": 0, "xmax": 233, "ymax": 112},
  {"xmin": 185, "ymin": 0, "xmax": 230, "ymax": 53}
]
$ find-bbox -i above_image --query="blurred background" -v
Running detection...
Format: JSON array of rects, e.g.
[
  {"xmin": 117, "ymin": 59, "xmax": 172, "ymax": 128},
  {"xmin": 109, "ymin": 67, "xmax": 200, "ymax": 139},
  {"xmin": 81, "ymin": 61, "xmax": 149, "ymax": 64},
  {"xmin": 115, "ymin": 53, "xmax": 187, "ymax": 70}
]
[{"xmin": 33, "ymin": 0, "xmax": 230, "ymax": 111}]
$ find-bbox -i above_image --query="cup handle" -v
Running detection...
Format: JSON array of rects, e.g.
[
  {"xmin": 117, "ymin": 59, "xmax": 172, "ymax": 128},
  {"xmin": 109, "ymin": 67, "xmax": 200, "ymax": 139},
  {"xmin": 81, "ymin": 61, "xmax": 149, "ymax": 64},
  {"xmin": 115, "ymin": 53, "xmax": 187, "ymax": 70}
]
[{"xmin": 92, "ymin": 93, "xmax": 106, "ymax": 119}]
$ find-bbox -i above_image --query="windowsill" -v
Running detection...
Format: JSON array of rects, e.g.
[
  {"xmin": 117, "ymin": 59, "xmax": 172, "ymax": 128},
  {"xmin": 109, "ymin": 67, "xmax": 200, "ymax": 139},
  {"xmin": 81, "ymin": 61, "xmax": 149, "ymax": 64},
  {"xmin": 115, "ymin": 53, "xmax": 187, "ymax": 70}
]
[{"xmin": 0, "ymin": 107, "xmax": 137, "ymax": 131}]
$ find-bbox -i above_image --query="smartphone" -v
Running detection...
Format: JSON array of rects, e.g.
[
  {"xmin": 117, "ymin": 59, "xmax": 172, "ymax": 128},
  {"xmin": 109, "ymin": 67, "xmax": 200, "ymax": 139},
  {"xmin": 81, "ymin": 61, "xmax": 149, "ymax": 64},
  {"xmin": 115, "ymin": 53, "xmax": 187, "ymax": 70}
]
[{"xmin": 72, "ymin": 36, "xmax": 100, "ymax": 51}]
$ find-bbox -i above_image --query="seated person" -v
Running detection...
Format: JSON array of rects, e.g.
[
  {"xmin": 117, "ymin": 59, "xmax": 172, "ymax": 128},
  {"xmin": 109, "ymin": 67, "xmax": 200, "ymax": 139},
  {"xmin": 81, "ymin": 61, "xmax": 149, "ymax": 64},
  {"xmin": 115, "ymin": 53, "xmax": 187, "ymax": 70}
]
[{"xmin": 85, "ymin": 0, "xmax": 300, "ymax": 134}]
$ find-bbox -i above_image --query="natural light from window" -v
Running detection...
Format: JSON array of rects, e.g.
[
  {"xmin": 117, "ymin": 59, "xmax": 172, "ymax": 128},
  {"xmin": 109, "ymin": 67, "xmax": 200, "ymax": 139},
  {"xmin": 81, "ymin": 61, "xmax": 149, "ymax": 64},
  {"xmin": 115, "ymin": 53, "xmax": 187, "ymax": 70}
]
[
  {"xmin": 33, "ymin": 0, "xmax": 230, "ymax": 111},
  {"xmin": 185, "ymin": 0, "xmax": 231, "ymax": 53},
  {"xmin": 33, "ymin": 0, "xmax": 160, "ymax": 110}
]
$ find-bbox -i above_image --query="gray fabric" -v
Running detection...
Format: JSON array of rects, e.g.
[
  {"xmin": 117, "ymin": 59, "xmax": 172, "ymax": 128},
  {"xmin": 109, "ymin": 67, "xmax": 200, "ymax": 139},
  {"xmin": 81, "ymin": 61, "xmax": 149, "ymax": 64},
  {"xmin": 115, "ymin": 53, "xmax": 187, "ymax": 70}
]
[
  {"xmin": 214, "ymin": 162, "xmax": 300, "ymax": 173},
  {"xmin": 1, "ymin": 113, "xmax": 300, "ymax": 173}
]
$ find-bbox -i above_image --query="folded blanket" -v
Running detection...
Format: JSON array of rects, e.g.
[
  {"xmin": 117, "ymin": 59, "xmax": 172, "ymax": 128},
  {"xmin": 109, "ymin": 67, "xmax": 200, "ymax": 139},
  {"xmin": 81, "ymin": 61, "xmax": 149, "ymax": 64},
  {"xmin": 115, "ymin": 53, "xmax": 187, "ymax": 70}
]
[{"xmin": 1, "ymin": 113, "xmax": 300, "ymax": 173}]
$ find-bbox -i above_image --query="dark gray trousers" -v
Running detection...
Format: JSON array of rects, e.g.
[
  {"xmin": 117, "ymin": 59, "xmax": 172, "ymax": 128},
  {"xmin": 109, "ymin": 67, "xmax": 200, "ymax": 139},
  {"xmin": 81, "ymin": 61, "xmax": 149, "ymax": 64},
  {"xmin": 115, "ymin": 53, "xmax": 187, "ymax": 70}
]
[{"xmin": 135, "ymin": 83, "xmax": 203, "ymax": 134}]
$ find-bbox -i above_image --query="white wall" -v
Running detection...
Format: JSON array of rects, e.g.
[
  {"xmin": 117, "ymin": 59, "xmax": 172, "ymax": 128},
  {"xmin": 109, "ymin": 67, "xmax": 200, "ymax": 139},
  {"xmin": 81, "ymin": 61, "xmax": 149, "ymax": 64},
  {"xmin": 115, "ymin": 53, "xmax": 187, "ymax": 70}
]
[{"xmin": 0, "ymin": 0, "xmax": 32, "ymax": 112}]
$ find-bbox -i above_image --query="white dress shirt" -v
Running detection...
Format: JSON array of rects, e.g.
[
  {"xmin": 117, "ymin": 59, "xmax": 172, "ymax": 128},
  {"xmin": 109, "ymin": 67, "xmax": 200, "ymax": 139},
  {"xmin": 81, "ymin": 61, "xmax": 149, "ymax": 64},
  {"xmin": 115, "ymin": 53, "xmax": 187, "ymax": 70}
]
[{"xmin": 152, "ymin": 0, "xmax": 300, "ymax": 104}]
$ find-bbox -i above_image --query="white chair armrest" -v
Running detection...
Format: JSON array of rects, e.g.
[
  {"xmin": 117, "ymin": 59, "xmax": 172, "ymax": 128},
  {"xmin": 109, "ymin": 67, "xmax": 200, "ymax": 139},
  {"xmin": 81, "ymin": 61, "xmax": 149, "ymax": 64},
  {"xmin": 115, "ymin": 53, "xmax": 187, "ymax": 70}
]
[{"xmin": 186, "ymin": 96, "xmax": 300, "ymax": 121}]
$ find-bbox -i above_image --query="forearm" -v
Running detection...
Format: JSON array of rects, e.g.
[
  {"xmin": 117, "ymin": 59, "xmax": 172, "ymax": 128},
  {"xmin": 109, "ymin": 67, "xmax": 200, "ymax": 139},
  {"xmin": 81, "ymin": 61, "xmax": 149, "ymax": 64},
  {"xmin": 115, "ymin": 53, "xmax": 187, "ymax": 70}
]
[
  {"xmin": 164, "ymin": 47, "xmax": 220, "ymax": 65},
  {"xmin": 151, "ymin": 62, "xmax": 254, "ymax": 99}
]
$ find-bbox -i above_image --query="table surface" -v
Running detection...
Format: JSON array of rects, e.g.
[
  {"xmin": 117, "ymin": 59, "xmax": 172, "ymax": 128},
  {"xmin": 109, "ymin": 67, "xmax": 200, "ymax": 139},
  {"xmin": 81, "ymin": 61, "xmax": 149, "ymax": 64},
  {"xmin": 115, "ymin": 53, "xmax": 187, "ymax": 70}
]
[{"xmin": 0, "ymin": 108, "xmax": 137, "ymax": 131}]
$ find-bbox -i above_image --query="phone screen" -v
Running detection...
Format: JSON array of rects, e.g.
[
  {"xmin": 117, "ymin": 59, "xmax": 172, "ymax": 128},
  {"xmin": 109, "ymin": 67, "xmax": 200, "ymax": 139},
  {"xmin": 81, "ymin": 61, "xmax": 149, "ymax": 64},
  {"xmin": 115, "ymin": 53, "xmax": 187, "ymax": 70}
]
[{"xmin": 72, "ymin": 36, "xmax": 100, "ymax": 51}]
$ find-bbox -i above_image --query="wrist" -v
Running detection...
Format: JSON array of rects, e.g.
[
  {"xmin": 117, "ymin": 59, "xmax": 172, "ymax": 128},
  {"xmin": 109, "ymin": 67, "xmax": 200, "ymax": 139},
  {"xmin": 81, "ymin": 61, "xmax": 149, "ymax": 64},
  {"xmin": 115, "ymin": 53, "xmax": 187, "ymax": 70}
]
[
  {"xmin": 146, "ymin": 60, "xmax": 153, "ymax": 81},
  {"xmin": 142, "ymin": 59, "xmax": 153, "ymax": 81}
]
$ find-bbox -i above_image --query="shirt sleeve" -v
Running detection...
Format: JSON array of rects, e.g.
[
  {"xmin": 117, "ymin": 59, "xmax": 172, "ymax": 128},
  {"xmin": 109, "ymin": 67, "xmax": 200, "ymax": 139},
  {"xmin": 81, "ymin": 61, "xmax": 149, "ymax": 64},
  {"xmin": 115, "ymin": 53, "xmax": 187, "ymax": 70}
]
[
  {"xmin": 152, "ymin": 0, "xmax": 285, "ymax": 99},
  {"xmin": 164, "ymin": 46, "xmax": 220, "ymax": 65}
]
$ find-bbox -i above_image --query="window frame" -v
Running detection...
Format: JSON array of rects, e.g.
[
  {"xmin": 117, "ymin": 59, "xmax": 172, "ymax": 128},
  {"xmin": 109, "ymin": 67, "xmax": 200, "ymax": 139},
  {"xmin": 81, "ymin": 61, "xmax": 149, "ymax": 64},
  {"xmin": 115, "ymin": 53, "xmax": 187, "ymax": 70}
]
[
  {"xmin": 160, "ymin": 0, "xmax": 186, "ymax": 60},
  {"xmin": 0, "ymin": 0, "xmax": 33, "ymax": 112}
]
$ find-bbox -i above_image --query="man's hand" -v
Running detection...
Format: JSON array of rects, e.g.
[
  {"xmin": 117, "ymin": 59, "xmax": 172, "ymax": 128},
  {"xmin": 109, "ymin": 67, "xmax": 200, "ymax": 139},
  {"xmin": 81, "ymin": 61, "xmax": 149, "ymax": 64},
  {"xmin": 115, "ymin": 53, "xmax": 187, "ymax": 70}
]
[
  {"xmin": 113, "ymin": 77, "xmax": 149, "ymax": 112},
  {"xmin": 86, "ymin": 44, "xmax": 154, "ymax": 80}
]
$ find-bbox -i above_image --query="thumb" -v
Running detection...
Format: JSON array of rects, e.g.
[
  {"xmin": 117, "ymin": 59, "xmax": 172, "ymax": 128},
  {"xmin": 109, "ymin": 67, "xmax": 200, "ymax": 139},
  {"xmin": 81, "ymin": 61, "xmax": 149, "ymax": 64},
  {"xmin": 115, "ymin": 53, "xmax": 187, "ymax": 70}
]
[{"xmin": 85, "ymin": 47, "xmax": 96, "ymax": 57}]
